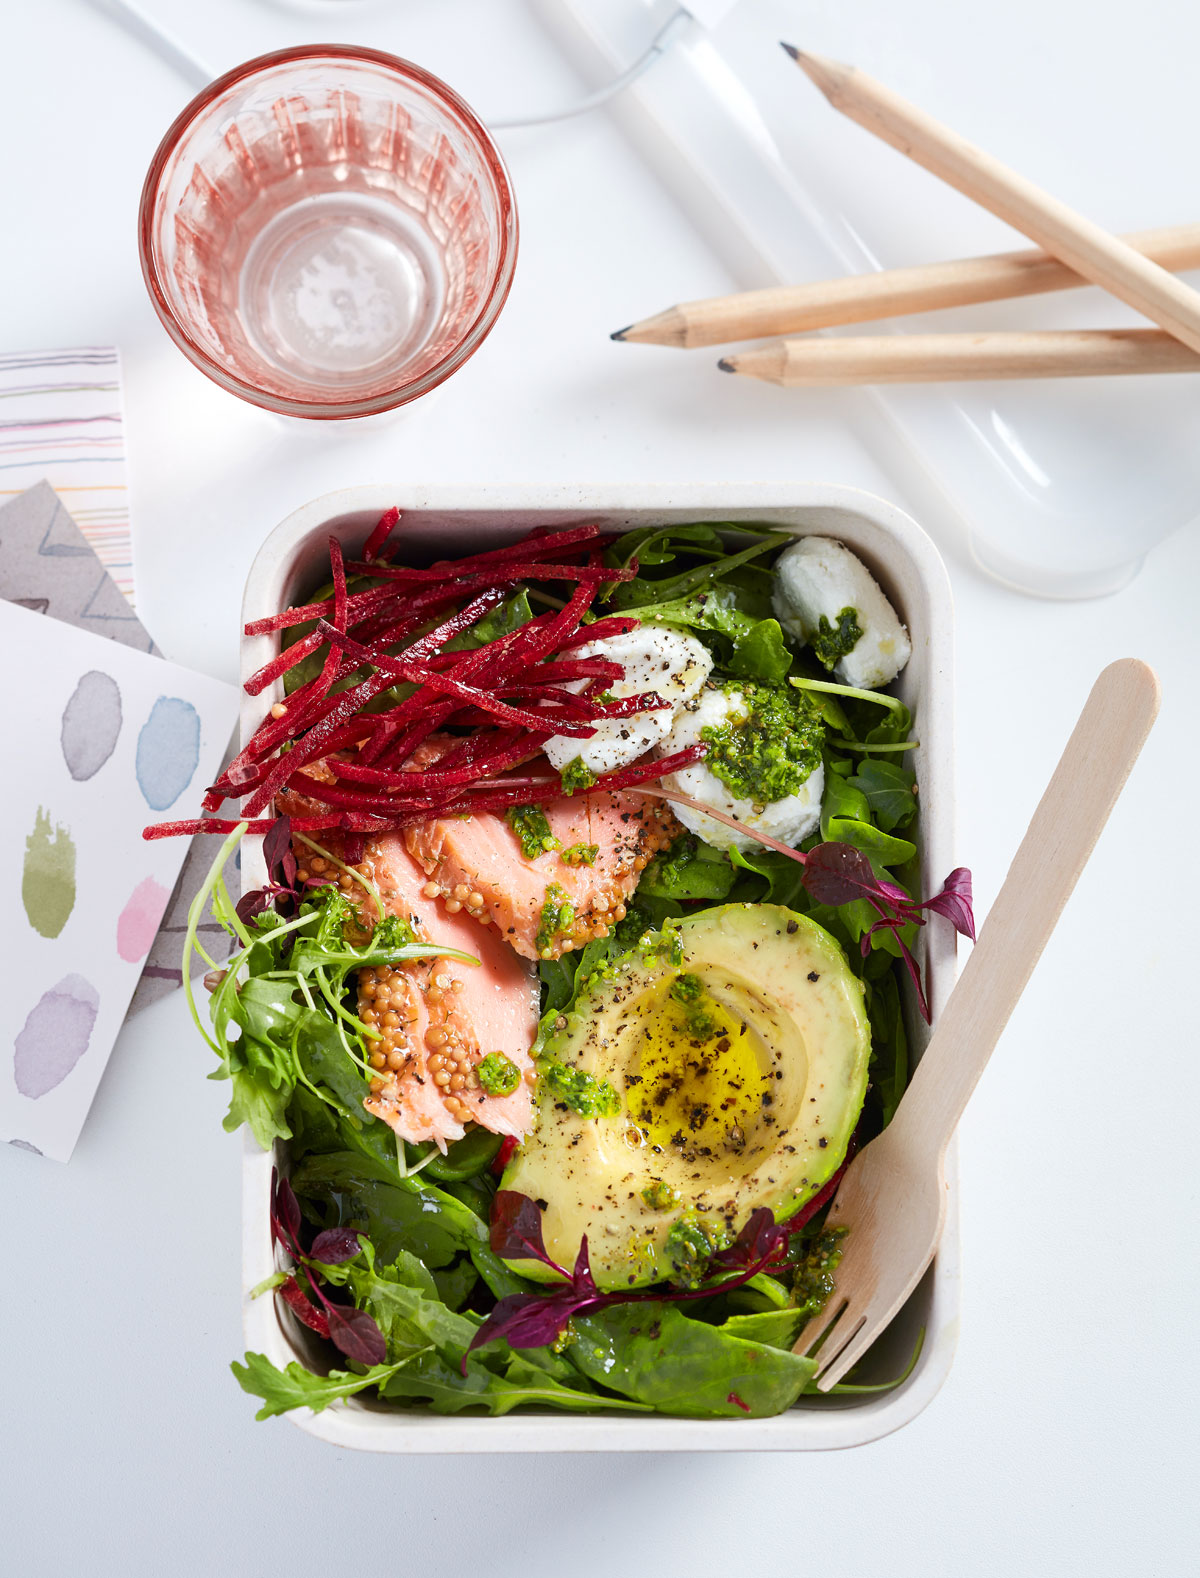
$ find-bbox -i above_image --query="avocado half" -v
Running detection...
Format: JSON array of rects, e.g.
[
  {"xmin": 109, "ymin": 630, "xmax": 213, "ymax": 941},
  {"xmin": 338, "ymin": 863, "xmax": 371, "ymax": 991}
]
[{"xmin": 502, "ymin": 903, "xmax": 872, "ymax": 1291}]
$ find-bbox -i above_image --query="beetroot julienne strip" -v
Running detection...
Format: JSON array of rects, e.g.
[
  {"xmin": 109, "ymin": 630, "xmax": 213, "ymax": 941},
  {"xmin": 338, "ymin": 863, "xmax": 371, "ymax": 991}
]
[
  {"xmin": 361, "ymin": 506, "xmax": 400, "ymax": 564},
  {"xmin": 342, "ymin": 559, "xmax": 636, "ymax": 587},
  {"xmin": 241, "ymin": 666, "xmax": 421, "ymax": 816},
  {"xmin": 312, "ymin": 622, "xmax": 597, "ymax": 735},
  {"xmin": 422, "ymin": 522, "xmax": 608, "ymax": 574},
  {"xmin": 284, "ymin": 774, "xmax": 441, "ymax": 813},
  {"xmin": 143, "ymin": 814, "xmax": 389, "ymax": 840},
  {"xmin": 242, "ymin": 629, "xmax": 324, "ymax": 698},
  {"xmin": 556, "ymin": 616, "xmax": 640, "ymax": 650}
]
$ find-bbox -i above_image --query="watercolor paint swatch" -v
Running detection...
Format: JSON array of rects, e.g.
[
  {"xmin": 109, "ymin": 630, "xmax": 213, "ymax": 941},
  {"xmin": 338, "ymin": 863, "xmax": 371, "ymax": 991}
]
[
  {"xmin": 0, "ymin": 482, "xmax": 239, "ymax": 1016},
  {"xmin": 0, "ymin": 597, "xmax": 239, "ymax": 1161}
]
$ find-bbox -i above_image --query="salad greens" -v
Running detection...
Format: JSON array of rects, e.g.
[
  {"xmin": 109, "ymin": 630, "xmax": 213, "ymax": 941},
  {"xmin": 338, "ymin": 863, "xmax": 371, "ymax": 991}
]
[{"xmin": 190, "ymin": 521, "xmax": 957, "ymax": 1422}]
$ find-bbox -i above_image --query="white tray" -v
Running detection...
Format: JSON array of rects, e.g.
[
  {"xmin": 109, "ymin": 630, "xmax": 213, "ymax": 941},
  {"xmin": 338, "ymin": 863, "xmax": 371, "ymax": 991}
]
[
  {"xmin": 239, "ymin": 482, "xmax": 959, "ymax": 1452},
  {"xmin": 536, "ymin": 0, "xmax": 1200, "ymax": 600}
]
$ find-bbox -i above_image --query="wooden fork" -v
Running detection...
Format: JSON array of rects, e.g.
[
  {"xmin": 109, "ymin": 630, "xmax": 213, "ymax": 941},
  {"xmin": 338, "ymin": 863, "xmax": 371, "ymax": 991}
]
[{"xmin": 797, "ymin": 659, "xmax": 1161, "ymax": 1390}]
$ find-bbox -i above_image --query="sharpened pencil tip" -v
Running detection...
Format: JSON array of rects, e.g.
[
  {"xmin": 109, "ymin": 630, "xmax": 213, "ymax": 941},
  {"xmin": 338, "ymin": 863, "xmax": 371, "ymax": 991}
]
[
  {"xmin": 779, "ymin": 41, "xmax": 800, "ymax": 60},
  {"xmin": 610, "ymin": 326, "xmax": 631, "ymax": 342},
  {"xmin": 717, "ymin": 358, "xmax": 735, "ymax": 373}
]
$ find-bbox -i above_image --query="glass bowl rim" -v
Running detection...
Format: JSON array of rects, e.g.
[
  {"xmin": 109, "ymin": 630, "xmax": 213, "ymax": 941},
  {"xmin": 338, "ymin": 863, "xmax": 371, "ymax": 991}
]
[{"xmin": 137, "ymin": 42, "xmax": 519, "ymax": 420}]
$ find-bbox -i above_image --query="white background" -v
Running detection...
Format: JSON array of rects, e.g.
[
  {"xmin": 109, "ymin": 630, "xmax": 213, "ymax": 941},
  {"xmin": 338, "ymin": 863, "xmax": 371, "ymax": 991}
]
[{"xmin": 2, "ymin": 2, "xmax": 1197, "ymax": 1574}]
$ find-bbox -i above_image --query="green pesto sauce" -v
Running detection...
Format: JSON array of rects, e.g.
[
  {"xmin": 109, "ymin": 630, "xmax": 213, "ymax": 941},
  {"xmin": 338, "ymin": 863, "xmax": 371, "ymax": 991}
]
[
  {"xmin": 637, "ymin": 925, "xmax": 685, "ymax": 970},
  {"xmin": 477, "ymin": 1052, "xmax": 521, "ymax": 1097},
  {"xmin": 560, "ymin": 842, "xmax": 599, "ymax": 868},
  {"xmin": 668, "ymin": 970, "xmax": 719, "ymax": 1038},
  {"xmin": 543, "ymin": 1060, "xmax": 621, "ymax": 1119},
  {"xmin": 790, "ymin": 1226, "xmax": 848, "ymax": 1321},
  {"xmin": 506, "ymin": 804, "xmax": 561, "ymax": 860},
  {"xmin": 559, "ymin": 757, "xmax": 597, "ymax": 795},
  {"xmin": 699, "ymin": 682, "xmax": 825, "ymax": 804},
  {"xmin": 640, "ymin": 1180, "xmax": 682, "ymax": 1212},
  {"xmin": 663, "ymin": 1208, "xmax": 731, "ymax": 1289},
  {"xmin": 536, "ymin": 882, "xmax": 576, "ymax": 959},
  {"xmin": 810, "ymin": 607, "xmax": 863, "ymax": 671},
  {"xmin": 668, "ymin": 972, "xmax": 704, "ymax": 1004}
]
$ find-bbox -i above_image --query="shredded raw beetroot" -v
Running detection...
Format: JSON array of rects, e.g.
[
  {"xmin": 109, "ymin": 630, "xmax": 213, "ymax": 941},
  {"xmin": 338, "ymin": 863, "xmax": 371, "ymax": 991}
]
[
  {"xmin": 361, "ymin": 505, "xmax": 400, "ymax": 564},
  {"xmin": 166, "ymin": 520, "xmax": 700, "ymax": 840}
]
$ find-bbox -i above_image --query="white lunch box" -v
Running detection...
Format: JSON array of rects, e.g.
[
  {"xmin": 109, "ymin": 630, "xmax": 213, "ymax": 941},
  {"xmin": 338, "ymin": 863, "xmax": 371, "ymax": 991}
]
[{"xmin": 239, "ymin": 483, "xmax": 957, "ymax": 1453}]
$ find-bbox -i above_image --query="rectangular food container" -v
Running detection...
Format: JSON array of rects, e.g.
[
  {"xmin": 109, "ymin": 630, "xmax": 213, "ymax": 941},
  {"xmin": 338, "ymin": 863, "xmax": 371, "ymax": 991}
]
[{"xmin": 239, "ymin": 483, "xmax": 959, "ymax": 1452}]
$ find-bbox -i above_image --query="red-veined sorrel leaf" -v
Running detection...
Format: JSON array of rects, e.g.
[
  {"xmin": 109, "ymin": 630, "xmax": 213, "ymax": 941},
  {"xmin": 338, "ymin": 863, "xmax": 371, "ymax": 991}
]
[
  {"xmin": 708, "ymin": 1207, "xmax": 788, "ymax": 1275},
  {"xmin": 262, "ymin": 812, "xmax": 291, "ymax": 877},
  {"xmin": 277, "ymin": 1276, "xmax": 331, "ymax": 1339},
  {"xmin": 489, "ymin": 1190, "xmax": 565, "ymax": 1274},
  {"xmin": 466, "ymin": 1194, "xmax": 825, "ymax": 1364},
  {"xmin": 801, "ymin": 842, "xmax": 885, "ymax": 908},
  {"xmin": 235, "ymin": 888, "xmax": 272, "ymax": 924},
  {"xmin": 917, "ymin": 866, "xmax": 976, "ymax": 941},
  {"xmin": 270, "ymin": 1169, "xmax": 302, "ymax": 1257},
  {"xmin": 309, "ymin": 1228, "xmax": 363, "ymax": 1266},
  {"xmin": 326, "ymin": 1304, "xmax": 388, "ymax": 1366}
]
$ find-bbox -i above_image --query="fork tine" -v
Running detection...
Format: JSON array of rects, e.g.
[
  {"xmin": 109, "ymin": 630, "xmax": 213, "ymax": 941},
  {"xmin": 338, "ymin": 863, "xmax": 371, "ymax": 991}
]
[
  {"xmin": 793, "ymin": 1296, "xmax": 848, "ymax": 1359},
  {"xmin": 813, "ymin": 1307, "xmax": 878, "ymax": 1391}
]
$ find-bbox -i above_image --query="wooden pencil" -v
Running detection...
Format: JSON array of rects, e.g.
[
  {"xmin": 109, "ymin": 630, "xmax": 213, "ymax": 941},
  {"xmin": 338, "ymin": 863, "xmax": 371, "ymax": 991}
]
[
  {"xmin": 719, "ymin": 329, "xmax": 1200, "ymax": 386},
  {"xmin": 612, "ymin": 222, "xmax": 1200, "ymax": 349},
  {"xmin": 782, "ymin": 47, "xmax": 1200, "ymax": 357}
]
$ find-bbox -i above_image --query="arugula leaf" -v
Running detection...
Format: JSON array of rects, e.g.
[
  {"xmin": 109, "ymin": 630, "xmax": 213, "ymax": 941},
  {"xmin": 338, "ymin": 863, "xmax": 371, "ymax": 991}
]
[
  {"xmin": 624, "ymin": 585, "xmax": 792, "ymax": 683},
  {"xmin": 726, "ymin": 617, "xmax": 792, "ymax": 684},
  {"xmin": 604, "ymin": 522, "xmax": 726, "ymax": 571},
  {"xmin": 608, "ymin": 533, "xmax": 791, "ymax": 610},
  {"xmin": 231, "ymin": 1350, "xmax": 421, "ymax": 1421},
  {"xmin": 380, "ymin": 1350, "xmax": 648, "ymax": 1415},
  {"xmin": 568, "ymin": 1303, "xmax": 817, "ymax": 1418}
]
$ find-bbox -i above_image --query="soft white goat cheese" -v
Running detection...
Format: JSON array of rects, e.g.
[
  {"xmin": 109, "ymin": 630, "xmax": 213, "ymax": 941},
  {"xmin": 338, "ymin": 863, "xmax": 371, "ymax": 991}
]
[
  {"xmin": 657, "ymin": 687, "xmax": 824, "ymax": 852},
  {"xmin": 543, "ymin": 627, "xmax": 713, "ymax": 776},
  {"xmin": 772, "ymin": 537, "xmax": 911, "ymax": 689}
]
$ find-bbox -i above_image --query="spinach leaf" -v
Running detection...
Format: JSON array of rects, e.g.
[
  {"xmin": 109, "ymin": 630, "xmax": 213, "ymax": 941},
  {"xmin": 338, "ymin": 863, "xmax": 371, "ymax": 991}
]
[
  {"xmin": 639, "ymin": 835, "xmax": 737, "ymax": 903},
  {"xmin": 568, "ymin": 1302, "xmax": 817, "ymax": 1417},
  {"xmin": 848, "ymin": 759, "xmax": 917, "ymax": 833},
  {"xmin": 819, "ymin": 767, "xmax": 871, "ymax": 838},
  {"xmin": 446, "ymin": 590, "xmax": 533, "ymax": 649},
  {"xmin": 290, "ymin": 1153, "xmax": 478, "ymax": 1268},
  {"xmin": 866, "ymin": 971, "xmax": 909, "ymax": 1128},
  {"xmin": 719, "ymin": 1308, "xmax": 809, "ymax": 1350},
  {"xmin": 823, "ymin": 819, "xmax": 916, "ymax": 873}
]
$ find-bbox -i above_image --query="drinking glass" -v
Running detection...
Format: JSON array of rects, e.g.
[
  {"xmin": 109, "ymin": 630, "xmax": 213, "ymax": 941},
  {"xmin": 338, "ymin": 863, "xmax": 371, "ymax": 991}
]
[{"xmin": 139, "ymin": 45, "xmax": 518, "ymax": 419}]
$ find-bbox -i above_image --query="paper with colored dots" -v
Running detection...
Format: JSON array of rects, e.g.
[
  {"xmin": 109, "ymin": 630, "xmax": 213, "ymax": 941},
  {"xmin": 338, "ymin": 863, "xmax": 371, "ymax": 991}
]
[{"xmin": 1, "ymin": 596, "xmax": 239, "ymax": 1161}]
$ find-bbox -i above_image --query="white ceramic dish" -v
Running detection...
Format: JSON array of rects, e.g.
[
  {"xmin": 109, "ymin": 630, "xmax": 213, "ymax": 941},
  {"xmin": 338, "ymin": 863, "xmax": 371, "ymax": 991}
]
[{"xmin": 239, "ymin": 483, "xmax": 958, "ymax": 1452}]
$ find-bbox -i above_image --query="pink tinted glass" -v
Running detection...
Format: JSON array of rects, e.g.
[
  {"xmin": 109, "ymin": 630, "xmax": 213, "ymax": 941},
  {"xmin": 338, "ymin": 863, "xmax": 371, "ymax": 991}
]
[{"xmin": 139, "ymin": 46, "xmax": 518, "ymax": 418}]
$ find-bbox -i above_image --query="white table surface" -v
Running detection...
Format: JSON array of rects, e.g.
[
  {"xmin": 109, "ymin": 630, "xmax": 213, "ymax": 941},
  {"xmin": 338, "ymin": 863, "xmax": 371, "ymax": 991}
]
[{"xmin": 3, "ymin": 2, "xmax": 1197, "ymax": 1574}]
